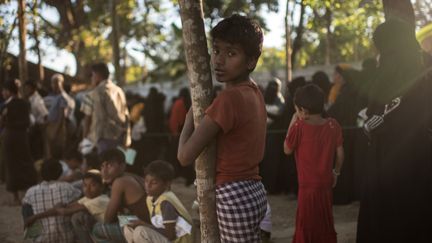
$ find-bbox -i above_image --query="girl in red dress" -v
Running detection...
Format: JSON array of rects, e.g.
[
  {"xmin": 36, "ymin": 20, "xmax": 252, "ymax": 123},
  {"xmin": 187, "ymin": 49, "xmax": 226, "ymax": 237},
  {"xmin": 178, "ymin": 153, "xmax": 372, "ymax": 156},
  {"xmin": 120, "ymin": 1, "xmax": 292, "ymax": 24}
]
[{"xmin": 284, "ymin": 84, "xmax": 344, "ymax": 243}]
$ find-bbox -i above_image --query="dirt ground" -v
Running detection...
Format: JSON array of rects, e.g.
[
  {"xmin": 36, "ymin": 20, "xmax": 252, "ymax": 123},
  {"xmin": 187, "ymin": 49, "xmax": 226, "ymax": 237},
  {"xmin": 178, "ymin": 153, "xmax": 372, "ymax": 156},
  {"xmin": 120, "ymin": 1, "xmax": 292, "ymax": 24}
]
[{"xmin": 0, "ymin": 179, "xmax": 359, "ymax": 243}]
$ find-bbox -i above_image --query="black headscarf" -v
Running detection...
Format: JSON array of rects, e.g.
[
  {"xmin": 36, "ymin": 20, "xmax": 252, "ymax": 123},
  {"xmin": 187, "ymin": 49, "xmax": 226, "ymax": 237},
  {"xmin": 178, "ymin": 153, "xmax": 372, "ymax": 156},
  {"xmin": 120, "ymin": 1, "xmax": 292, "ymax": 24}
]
[{"xmin": 368, "ymin": 18, "xmax": 423, "ymax": 109}]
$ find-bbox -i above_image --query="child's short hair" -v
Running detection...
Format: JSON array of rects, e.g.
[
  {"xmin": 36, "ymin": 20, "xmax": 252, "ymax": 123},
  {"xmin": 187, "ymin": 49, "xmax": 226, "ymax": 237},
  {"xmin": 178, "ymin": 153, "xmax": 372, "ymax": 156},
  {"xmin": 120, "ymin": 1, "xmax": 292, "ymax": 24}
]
[
  {"xmin": 84, "ymin": 152, "xmax": 101, "ymax": 170},
  {"xmin": 83, "ymin": 170, "xmax": 103, "ymax": 185},
  {"xmin": 211, "ymin": 14, "xmax": 263, "ymax": 62},
  {"xmin": 100, "ymin": 148, "xmax": 125, "ymax": 164},
  {"xmin": 294, "ymin": 84, "xmax": 325, "ymax": 115},
  {"xmin": 144, "ymin": 160, "xmax": 175, "ymax": 182},
  {"xmin": 91, "ymin": 63, "xmax": 110, "ymax": 79},
  {"xmin": 41, "ymin": 159, "xmax": 63, "ymax": 181},
  {"xmin": 65, "ymin": 149, "xmax": 83, "ymax": 162}
]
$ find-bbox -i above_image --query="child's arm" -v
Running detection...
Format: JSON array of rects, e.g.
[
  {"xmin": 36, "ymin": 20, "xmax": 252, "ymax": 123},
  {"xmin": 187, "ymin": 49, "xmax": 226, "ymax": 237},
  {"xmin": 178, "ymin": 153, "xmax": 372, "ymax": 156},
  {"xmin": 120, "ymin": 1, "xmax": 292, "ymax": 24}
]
[
  {"xmin": 178, "ymin": 109, "xmax": 221, "ymax": 166},
  {"xmin": 162, "ymin": 222, "xmax": 177, "ymax": 241},
  {"xmin": 332, "ymin": 145, "xmax": 344, "ymax": 188},
  {"xmin": 284, "ymin": 113, "xmax": 298, "ymax": 155},
  {"xmin": 56, "ymin": 201, "xmax": 87, "ymax": 216},
  {"xmin": 104, "ymin": 179, "xmax": 124, "ymax": 223},
  {"xmin": 24, "ymin": 207, "xmax": 58, "ymax": 227}
]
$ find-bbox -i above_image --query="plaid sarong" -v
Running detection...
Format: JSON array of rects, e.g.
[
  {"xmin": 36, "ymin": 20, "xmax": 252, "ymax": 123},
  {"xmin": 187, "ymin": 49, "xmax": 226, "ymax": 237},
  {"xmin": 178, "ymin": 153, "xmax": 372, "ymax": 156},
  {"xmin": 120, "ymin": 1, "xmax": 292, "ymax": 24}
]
[
  {"xmin": 92, "ymin": 222, "xmax": 127, "ymax": 243},
  {"xmin": 216, "ymin": 180, "xmax": 267, "ymax": 243}
]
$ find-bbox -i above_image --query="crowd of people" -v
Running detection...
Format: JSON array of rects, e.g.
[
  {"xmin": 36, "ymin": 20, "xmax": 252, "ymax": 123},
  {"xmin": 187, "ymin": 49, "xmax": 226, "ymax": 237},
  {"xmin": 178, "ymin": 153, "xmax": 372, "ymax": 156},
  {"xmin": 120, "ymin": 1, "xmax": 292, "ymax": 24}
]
[{"xmin": 0, "ymin": 13, "xmax": 431, "ymax": 243}]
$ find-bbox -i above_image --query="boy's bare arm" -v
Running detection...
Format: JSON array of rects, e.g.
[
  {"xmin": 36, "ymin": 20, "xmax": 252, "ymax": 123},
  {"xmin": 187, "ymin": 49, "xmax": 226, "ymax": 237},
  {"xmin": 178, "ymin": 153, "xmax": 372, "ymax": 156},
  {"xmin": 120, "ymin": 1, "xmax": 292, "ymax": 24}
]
[
  {"xmin": 163, "ymin": 222, "xmax": 177, "ymax": 241},
  {"xmin": 104, "ymin": 179, "xmax": 124, "ymax": 223},
  {"xmin": 56, "ymin": 201, "xmax": 87, "ymax": 216},
  {"xmin": 24, "ymin": 207, "xmax": 58, "ymax": 227},
  {"xmin": 178, "ymin": 109, "xmax": 220, "ymax": 166}
]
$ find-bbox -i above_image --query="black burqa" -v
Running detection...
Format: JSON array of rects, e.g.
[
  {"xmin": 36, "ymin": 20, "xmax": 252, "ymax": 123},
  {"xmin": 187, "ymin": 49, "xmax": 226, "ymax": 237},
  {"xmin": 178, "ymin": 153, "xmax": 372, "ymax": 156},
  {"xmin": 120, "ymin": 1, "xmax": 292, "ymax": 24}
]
[{"xmin": 356, "ymin": 18, "xmax": 432, "ymax": 243}]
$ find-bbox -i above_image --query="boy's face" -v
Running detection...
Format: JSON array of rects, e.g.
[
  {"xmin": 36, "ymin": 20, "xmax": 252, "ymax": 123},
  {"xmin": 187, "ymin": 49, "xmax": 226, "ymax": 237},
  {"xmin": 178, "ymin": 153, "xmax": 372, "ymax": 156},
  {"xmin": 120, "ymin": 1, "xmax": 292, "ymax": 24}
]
[
  {"xmin": 100, "ymin": 161, "xmax": 125, "ymax": 184},
  {"xmin": 66, "ymin": 159, "xmax": 81, "ymax": 170},
  {"xmin": 144, "ymin": 174, "xmax": 170, "ymax": 198},
  {"xmin": 211, "ymin": 39, "xmax": 257, "ymax": 84},
  {"xmin": 83, "ymin": 178, "xmax": 103, "ymax": 199}
]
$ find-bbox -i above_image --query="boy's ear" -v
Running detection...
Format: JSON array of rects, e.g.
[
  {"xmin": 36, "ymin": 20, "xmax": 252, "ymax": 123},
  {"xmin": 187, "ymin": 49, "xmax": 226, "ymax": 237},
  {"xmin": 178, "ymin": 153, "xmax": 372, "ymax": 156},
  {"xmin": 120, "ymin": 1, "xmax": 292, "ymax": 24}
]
[{"xmin": 247, "ymin": 58, "xmax": 258, "ymax": 70}]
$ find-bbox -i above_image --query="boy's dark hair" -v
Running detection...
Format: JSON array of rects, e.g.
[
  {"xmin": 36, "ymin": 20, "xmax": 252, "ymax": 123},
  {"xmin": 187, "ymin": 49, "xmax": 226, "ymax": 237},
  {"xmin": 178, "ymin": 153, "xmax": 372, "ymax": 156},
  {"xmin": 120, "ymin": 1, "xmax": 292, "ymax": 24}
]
[
  {"xmin": 100, "ymin": 148, "xmax": 125, "ymax": 164},
  {"xmin": 83, "ymin": 170, "xmax": 103, "ymax": 185},
  {"xmin": 65, "ymin": 149, "xmax": 83, "ymax": 162},
  {"xmin": 84, "ymin": 152, "xmax": 101, "ymax": 170},
  {"xmin": 41, "ymin": 159, "xmax": 63, "ymax": 181},
  {"xmin": 24, "ymin": 80, "xmax": 37, "ymax": 90},
  {"xmin": 294, "ymin": 84, "xmax": 325, "ymax": 115},
  {"xmin": 211, "ymin": 14, "xmax": 263, "ymax": 63},
  {"xmin": 91, "ymin": 63, "xmax": 110, "ymax": 79},
  {"xmin": 144, "ymin": 160, "xmax": 175, "ymax": 182}
]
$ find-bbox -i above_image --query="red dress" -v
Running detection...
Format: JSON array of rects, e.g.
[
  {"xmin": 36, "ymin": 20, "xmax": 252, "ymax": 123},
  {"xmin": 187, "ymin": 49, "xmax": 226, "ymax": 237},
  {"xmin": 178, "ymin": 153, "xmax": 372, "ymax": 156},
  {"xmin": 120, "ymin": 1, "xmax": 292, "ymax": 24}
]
[{"xmin": 285, "ymin": 118, "xmax": 343, "ymax": 243}]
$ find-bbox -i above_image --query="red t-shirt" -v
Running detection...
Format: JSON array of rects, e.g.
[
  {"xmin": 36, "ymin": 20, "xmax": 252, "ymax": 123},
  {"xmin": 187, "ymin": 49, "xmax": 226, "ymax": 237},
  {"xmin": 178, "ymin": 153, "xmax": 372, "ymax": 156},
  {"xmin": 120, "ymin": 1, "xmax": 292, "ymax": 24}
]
[
  {"xmin": 206, "ymin": 82, "xmax": 267, "ymax": 185},
  {"xmin": 169, "ymin": 98, "xmax": 187, "ymax": 135},
  {"xmin": 285, "ymin": 118, "xmax": 343, "ymax": 187}
]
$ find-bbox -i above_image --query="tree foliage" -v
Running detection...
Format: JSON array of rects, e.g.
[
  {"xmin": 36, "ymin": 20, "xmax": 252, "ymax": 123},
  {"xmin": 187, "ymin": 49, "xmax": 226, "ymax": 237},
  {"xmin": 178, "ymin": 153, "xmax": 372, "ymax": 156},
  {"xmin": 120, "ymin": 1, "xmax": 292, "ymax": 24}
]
[{"xmin": 3, "ymin": 0, "xmax": 429, "ymax": 83}]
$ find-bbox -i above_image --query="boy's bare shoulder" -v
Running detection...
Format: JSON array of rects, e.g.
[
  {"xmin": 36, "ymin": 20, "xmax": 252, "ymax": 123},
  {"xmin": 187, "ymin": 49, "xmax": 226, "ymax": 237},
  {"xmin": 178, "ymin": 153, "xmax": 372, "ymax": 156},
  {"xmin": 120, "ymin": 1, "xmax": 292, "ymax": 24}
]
[{"xmin": 112, "ymin": 174, "xmax": 142, "ymax": 187}]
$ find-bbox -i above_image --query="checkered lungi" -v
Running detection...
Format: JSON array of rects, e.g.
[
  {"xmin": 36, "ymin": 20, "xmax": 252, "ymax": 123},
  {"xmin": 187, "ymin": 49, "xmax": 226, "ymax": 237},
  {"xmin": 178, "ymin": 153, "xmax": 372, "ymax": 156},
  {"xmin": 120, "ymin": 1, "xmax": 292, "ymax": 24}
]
[
  {"xmin": 216, "ymin": 180, "xmax": 268, "ymax": 243},
  {"xmin": 92, "ymin": 222, "xmax": 127, "ymax": 243}
]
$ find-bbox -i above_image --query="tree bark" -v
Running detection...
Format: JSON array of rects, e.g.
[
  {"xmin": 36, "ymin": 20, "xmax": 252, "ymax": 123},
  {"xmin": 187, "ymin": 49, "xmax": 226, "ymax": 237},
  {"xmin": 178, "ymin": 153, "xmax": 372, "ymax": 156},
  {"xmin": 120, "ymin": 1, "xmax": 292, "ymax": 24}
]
[
  {"xmin": 285, "ymin": 0, "xmax": 292, "ymax": 90},
  {"xmin": 291, "ymin": 0, "xmax": 306, "ymax": 70},
  {"xmin": 382, "ymin": 0, "xmax": 415, "ymax": 28},
  {"xmin": 178, "ymin": 1, "xmax": 220, "ymax": 242},
  {"xmin": 18, "ymin": 0, "xmax": 28, "ymax": 83},
  {"xmin": 111, "ymin": 0, "xmax": 124, "ymax": 85},
  {"xmin": 0, "ymin": 18, "xmax": 17, "ymax": 84},
  {"xmin": 31, "ymin": 0, "xmax": 44, "ymax": 85},
  {"xmin": 324, "ymin": 7, "xmax": 332, "ymax": 65}
]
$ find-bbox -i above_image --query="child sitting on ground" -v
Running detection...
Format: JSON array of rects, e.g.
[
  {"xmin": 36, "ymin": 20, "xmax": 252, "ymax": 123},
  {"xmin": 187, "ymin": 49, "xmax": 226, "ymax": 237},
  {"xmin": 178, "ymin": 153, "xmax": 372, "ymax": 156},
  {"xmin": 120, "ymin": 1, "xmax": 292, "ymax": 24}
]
[
  {"xmin": 25, "ymin": 170, "xmax": 109, "ymax": 243},
  {"xmin": 123, "ymin": 160, "xmax": 193, "ymax": 243},
  {"xmin": 22, "ymin": 159, "xmax": 81, "ymax": 243}
]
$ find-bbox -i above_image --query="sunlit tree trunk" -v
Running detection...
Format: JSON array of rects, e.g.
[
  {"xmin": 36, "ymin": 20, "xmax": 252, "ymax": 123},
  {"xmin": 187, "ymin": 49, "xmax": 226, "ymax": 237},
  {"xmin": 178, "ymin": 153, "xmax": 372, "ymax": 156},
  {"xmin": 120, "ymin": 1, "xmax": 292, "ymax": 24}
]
[
  {"xmin": 31, "ymin": 0, "xmax": 44, "ymax": 85},
  {"xmin": 178, "ymin": 0, "xmax": 220, "ymax": 242},
  {"xmin": 291, "ymin": 0, "xmax": 306, "ymax": 69},
  {"xmin": 285, "ymin": 0, "xmax": 292, "ymax": 91},
  {"xmin": 18, "ymin": 0, "xmax": 28, "ymax": 83},
  {"xmin": 324, "ymin": 7, "xmax": 332, "ymax": 65},
  {"xmin": 111, "ymin": 0, "xmax": 123, "ymax": 85}
]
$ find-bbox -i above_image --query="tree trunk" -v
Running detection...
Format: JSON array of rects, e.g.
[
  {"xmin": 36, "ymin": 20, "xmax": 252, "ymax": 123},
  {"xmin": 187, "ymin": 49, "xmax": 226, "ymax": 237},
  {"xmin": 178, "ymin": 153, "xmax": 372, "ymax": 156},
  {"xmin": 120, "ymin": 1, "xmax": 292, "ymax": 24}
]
[
  {"xmin": 382, "ymin": 0, "xmax": 415, "ymax": 28},
  {"xmin": 0, "ymin": 18, "xmax": 17, "ymax": 85},
  {"xmin": 324, "ymin": 7, "xmax": 332, "ymax": 65},
  {"xmin": 291, "ymin": 0, "xmax": 306, "ymax": 69},
  {"xmin": 31, "ymin": 0, "xmax": 44, "ymax": 85},
  {"xmin": 111, "ymin": 0, "xmax": 123, "ymax": 85},
  {"xmin": 18, "ymin": 0, "xmax": 28, "ymax": 83},
  {"xmin": 178, "ymin": 1, "xmax": 220, "ymax": 242},
  {"xmin": 285, "ymin": 0, "xmax": 292, "ymax": 91}
]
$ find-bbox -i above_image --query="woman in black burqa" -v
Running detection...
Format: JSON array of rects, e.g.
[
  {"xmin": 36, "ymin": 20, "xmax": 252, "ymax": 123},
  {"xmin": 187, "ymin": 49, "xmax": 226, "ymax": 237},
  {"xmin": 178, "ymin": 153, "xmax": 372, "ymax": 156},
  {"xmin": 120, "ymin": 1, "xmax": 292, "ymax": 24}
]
[{"xmin": 356, "ymin": 18, "xmax": 432, "ymax": 243}]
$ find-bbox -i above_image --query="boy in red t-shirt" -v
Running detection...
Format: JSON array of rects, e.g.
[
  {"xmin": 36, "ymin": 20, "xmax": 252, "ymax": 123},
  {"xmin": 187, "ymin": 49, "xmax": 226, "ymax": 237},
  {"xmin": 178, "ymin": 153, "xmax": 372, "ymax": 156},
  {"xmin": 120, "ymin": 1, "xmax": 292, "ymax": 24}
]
[
  {"xmin": 284, "ymin": 84, "xmax": 344, "ymax": 243},
  {"xmin": 177, "ymin": 14, "xmax": 267, "ymax": 242}
]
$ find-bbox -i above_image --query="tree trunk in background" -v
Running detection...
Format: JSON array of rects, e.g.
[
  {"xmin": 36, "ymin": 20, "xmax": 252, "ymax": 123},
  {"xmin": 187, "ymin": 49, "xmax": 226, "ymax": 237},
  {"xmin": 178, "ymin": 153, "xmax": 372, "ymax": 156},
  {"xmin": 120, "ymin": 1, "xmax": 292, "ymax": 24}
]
[
  {"xmin": 0, "ymin": 18, "xmax": 17, "ymax": 85},
  {"xmin": 111, "ymin": 0, "xmax": 124, "ymax": 85},
  {"xmin": 324, "ymin": 7, "xmax": 332, "ymax": 65},
  {"xmin": 382, "ymin": 0, "xmax": 415, "ymax": 28},
  {"xmin": 18, "ymin": 0, "xmax": 28, "ymax": 83},
  {"xmin": 178, "ymin": 1, "xmax": 220, "ymax": 242},
  {"xmin": 291, "ymin": 0, "xmax": 306, "ymax": 69},
  {"xmin": 31, "ymin": 0, "xmax": 45, "ymax": 85},
  {"xmin": 284, "ymin": 0, "xmax": 292, "ymax": 91}
]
